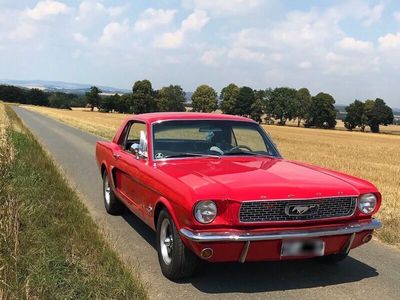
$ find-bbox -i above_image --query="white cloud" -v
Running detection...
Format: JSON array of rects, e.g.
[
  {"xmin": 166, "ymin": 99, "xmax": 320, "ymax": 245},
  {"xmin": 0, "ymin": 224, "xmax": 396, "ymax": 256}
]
[
  {"xmin": 155, "ymin": 10, "xmax": 209, "ymax": 49},
  {"xmin": 134, "ymin": 8, "xmax": 176, "ymax": 32},
  {"xmin": 76, "ymin": 0, "xmax": 124, "ymax": 21},
  {"xmin": 25, "ymin": 0, "xmax": 68, "ymax": 21},
  {"xmin": 155, "ymin": 31, "xmax": 184, "ymax": 49},
  {"xmin": 361, "ymin": 3, "xmax": 384, "ymax": 26},
  {"xmin": 73, "ymin": 32, "xmax": 88, "ymax": 43},
  {"xmin": 298, "ymin": 61, "xmax": 312, "ymax": 69},
  {"xmin": 181, "ymin": 10, "xmax": 209, "ymax": 31},
  {"xmin": 99, "ymin": 22, "xmax": 130, "ymax": 46},
  {"xmin": 227, "ymin": 5, "xmax": 381, "ymax": 76},
  {"xmin": 8, "ymin": 23, "xmax": 37, "ymax": 40},
  {"xmin": 393, "ymin": 11, "xmax": 400, "ymax": 22},
  {"xmin": 182, "ymin": 0, "xmax": 262, "ymax": 16},
  {"xmin": 200, "ymin": 48, "xmax": 226, "ymax": 66},
  {"xmin": 324, "ymin": 51, "xmax": 379, "ymax": 75},
  {"xmin": 337, "ymin": 37, "xmax": 373, "ymax": 52},
  {"xmin": 228, "ymin": 47, "xmax": 265, "ymax": 63},
  {"xmin": 378, "ymin": 33, "xmax": 400, "ymax": 50}
]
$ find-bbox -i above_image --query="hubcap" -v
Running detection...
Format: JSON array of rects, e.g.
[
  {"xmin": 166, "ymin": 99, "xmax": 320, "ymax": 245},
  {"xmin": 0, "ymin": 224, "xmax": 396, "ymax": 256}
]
[
  {"xmin": 160, "ymin": 218, "xmax": 174, "ymax": 265},
  {"xmin": 104, "ymin": 175, "xmax": 111, "ymax": 205}
]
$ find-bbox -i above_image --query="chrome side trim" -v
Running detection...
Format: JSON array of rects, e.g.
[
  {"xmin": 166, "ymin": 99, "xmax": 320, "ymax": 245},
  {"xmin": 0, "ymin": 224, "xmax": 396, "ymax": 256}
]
[{"xmin": 179, "ymin": 219, "xmax": 381, "ymax": 243}]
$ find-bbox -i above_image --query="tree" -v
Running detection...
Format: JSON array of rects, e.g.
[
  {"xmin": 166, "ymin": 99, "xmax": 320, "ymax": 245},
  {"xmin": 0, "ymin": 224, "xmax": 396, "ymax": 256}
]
[
  {"xmin": 305, "ymin": 92, "xmax": 337, "ymax": 129},
  {"xmin": 364, "ymin": 98, "xmax": 393, "ymax": 133},
  {"xmin": 220, "ymin": 83, "xmax": 240, "ymax": 115},
  {"xmin": 344, "ymin": 100, "xmax": 366, "ymax": 131},
  {"xmin": 294, "ymin": 88, "xmax": 311, "ymax": 127},
  {"xmin": 28, "ymin": 88, "xmax": 48, "ymax": 106},
  {"xmin": 0, "ymin": 85, "xmax": 29, "ymax": 104},
  {"xmin": 99, "ymin": 93, "xmax": 120, "ymax": 112},
  {"xmin": 131, "ymin": 79, "xmax": 157, "ymax": 114},
  {"xmin": 191, "ymin": 85, "xmax": 218, "ymax": 112},
  {"xmin": 250, "ymin": 98, "xmax": 264, "ymax": 123},
  {"xmin": 236, "ymin": 86, "xmax": 255, "ymax": 116},
  {"xmin": 268, "ymin": 87, "xmax": 297, "ymax": 125},
  {"xmin": 115, "ymin": 94, "xmax": 131, "ymax": 113},
  {"xmin": 48, "ymin": 92, "xmax": 77, "ymax": 109},
  {"xmin": 85, "ymin": 86, "xmax": 102, "ymax": 111},
  {"xmin": 156, "ymin": 85, "xmax": 186, "ymax": 112}
]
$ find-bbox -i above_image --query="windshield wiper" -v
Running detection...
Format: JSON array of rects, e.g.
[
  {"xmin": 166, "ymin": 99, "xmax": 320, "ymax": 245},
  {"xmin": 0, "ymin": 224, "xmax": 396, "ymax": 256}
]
[
  {"xmin": 164, "ymin": 152, "xmax": 221, "ymax": 159},
  {"xmin": 223, "ymin": 151, "xmax": 273, "ymax": 157}
]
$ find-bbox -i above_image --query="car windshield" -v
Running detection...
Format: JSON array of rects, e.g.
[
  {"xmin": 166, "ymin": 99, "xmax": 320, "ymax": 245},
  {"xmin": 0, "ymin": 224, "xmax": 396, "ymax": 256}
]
[{"xmin": 152, "ymin": 120, "xmax": 280, "ymax": 159}]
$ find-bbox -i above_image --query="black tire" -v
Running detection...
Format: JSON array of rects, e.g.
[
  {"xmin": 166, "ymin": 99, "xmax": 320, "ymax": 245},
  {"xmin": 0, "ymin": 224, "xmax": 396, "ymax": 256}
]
[
  {"xmin": 156, "ymin": 209, "xmax": 199, "ymax": 280},
  {"xmin": 103, "ymin": 171, "xmax": 124, "ymax": 215},
  {"xmin": 320, "ymin": 252, "xmax": 349, "ymax": 264}
]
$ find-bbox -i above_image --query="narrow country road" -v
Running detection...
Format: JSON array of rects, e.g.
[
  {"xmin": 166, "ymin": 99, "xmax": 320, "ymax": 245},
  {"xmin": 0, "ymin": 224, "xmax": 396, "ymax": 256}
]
[{"xmin": 13, "ymin": 106, "xmax": 400, "ymax": 300}]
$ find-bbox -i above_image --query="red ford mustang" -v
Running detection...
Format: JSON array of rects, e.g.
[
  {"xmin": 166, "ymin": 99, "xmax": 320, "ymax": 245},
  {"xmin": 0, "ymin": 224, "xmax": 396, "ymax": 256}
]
[{"xmin": 96, "ymin": 112, "xmax": 381, "ymax": 280}]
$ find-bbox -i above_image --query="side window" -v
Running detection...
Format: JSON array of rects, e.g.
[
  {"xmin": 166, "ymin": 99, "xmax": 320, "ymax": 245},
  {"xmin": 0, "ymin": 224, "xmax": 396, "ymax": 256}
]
[
  {"xmin": 120, "ymin": 122, "xmax": 148, "ymax": 157},
  {"xmin": 127, "ymin": 122, "xmax": 146, "ymax": 143}
]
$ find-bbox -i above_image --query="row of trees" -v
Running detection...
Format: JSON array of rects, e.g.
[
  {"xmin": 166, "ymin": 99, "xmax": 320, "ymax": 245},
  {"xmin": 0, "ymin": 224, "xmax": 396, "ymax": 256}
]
[
  {"xmin": 218, "ymin": 85, "xmax": 337, "ymax": 128},
  {"xmin": 344, "ymin": 99, "xmax": 393, "ymax": 133},
  {"xmin": 0, "ymin": 85, "xmax": 86, "ymax": 108},
  {"xmin": 86, "ymin": 80, "xmax": 186, "ymax": 114},
  {"xmin": 91, "ymin": 80, "xmax": 338, "ymax": 129},
  {"xmin": 1, "ymin": 81, "xmax": 395, "ymax": 133}
]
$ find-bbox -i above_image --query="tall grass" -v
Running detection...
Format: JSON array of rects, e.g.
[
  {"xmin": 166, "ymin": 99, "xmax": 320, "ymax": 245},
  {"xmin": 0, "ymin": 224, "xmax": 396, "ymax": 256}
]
[{"xmin": 0, "ymin": 104, "xmax": 147, "ymax": 299}]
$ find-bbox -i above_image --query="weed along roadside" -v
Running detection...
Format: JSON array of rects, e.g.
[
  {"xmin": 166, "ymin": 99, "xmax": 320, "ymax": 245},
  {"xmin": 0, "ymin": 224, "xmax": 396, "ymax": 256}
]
[{"xmin": 0, "ymin": 103, "xmax": 147, "ymax": 299}]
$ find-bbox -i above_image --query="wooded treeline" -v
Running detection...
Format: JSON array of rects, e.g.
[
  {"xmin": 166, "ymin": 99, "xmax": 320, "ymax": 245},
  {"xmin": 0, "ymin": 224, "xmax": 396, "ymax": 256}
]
[{"xmin": 0, "ymin": 80, "xmax": 394, "ymax": 133}]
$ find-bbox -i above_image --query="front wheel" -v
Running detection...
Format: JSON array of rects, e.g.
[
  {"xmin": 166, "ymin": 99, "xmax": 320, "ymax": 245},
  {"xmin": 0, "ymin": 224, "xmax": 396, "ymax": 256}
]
[{"xmin": 156, "ymin": 209, "xmax": 199, "ymax": 280}]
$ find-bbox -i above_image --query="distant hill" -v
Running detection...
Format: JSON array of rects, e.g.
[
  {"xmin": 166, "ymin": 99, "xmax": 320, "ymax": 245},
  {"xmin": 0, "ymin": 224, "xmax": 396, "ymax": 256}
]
[{"xmin": 0, "ymin": 79, "xmax": 130, "ymax": 95}]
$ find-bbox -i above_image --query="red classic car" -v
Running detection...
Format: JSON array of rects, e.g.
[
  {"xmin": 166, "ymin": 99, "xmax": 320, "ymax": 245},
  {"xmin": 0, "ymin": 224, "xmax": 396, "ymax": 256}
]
[{"xmin": 96, "ymin": 112, "xmax": 381, "ymax": 280}]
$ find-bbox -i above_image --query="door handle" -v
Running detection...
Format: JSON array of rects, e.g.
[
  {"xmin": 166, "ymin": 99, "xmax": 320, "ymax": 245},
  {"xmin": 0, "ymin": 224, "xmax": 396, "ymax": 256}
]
[{"xmin": 112, "ymin": 153, "xmax": 121, "ymax": 160}]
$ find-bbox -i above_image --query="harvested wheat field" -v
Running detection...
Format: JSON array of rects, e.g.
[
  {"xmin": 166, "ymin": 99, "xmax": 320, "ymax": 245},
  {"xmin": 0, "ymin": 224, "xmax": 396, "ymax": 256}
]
[
  {"xmin": 22, "ymin": 105, "xmax": 400, "ymax": 246},
  {"xmin": 22, "ymin": 105, "xmax": 128, "ymax": 139},
  {"xmin": 265, "ymin": 125, "xmax": 400, "ymax": 246}
]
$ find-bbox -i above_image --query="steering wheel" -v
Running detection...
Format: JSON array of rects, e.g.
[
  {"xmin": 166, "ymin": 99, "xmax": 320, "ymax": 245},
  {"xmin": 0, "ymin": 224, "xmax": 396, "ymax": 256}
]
[{"xmin": 226, "ymin": 145, "xmax": 253, "ymax": 153}]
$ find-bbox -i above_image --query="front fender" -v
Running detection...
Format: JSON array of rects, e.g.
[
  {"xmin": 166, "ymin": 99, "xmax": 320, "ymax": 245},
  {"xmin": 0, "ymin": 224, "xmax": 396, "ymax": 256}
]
[{"xmin": 154, "ymin": 197, "xmax": 183, "ymax": 231}]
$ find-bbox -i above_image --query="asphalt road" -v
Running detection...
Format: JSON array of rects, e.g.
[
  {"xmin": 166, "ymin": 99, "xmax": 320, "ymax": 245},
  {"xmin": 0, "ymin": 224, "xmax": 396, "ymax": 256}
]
[{"xmin": 13, "ymin": 106, "xmax": 400, "ymax": 300}]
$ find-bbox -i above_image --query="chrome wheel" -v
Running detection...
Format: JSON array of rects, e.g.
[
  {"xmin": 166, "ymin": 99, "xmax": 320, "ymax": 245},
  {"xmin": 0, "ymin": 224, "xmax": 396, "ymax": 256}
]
[
  {"xmin": 160, "ymin": 218, "xmax": 174, "ymax": 265},
  {"xmin": 104, "ymin": 175, "xmax": 111, "ymax": 205}
]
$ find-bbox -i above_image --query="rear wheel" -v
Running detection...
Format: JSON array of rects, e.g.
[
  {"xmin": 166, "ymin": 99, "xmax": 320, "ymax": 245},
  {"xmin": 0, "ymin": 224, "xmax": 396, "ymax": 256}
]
[
  {"xmin": 156, "ymin": 209, "xmax": 199, "ymax": 280},
  {"xmin": 103, "ymin": 171, "xmax": 123, "ymax": 215}
]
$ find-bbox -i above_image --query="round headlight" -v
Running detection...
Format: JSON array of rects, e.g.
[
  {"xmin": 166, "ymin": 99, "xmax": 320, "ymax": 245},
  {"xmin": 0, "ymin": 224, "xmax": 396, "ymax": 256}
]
[
  {"xmin": 194, "ymin": 201, "xmax": 217, "ymax": 224},
  {"xmin": 358, "ymin": 193, "xmax": 377, "ymax": 214}
]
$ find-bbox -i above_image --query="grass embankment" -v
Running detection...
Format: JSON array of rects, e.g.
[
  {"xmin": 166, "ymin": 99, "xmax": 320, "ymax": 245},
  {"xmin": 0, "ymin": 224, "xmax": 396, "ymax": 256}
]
[
  {"xmin": 0, "ymin": 103, "xmax": 147, "ymax": 299},
  {"xmin": 21, "ymin": 105, "xmax": 400, "ymax": 247}
]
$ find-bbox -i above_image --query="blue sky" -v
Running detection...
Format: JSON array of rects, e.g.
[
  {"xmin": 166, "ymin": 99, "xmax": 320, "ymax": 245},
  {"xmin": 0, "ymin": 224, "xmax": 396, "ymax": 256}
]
[{"xmin": 1, "ymin": 0, "xmax": 400, "ymax": 106}]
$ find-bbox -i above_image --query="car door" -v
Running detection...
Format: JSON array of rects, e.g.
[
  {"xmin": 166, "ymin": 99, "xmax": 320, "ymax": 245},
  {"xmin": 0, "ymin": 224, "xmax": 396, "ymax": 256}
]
[{"xmin": 112, "ymin": 121, "xmax": 148, "ymax": 215}]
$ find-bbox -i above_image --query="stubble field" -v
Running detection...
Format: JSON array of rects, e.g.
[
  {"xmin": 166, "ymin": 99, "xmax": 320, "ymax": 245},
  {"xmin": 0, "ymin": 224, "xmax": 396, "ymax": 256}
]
[{"xmin": 22, "ymin": 105, "xmax": 400, "ymax": 247}]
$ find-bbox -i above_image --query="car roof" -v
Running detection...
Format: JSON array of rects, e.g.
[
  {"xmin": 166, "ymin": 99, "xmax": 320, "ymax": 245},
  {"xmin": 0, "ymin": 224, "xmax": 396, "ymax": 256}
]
[{"xmin": 130, "ymin": 112, "xmax": 256, "ymax": 124}]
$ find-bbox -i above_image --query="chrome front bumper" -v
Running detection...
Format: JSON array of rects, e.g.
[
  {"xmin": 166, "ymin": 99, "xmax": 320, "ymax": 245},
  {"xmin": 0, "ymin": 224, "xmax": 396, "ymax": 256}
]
[{"xmin": 180, "ymin": 218, "xmax": 381, "ymax": 243}]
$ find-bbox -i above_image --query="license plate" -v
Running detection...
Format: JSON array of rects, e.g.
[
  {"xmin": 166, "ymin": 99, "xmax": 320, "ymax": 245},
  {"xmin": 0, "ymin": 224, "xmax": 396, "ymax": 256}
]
[{"xmin": 281, "ymin": 239, "xmax": 325, "ymax": 257}]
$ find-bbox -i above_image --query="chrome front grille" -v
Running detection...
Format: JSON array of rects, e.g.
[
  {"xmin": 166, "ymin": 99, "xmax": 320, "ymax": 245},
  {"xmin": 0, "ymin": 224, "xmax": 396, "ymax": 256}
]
[{"xmin": 239, "ymin": 197, "xmax": 357, "ymax": 223}]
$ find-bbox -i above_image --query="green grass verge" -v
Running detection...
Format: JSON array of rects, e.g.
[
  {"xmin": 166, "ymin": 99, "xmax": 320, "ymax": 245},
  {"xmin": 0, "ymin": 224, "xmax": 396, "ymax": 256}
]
[{"xmin": 0, "ymin": 106, "xmax": 147, "ymax": 299}]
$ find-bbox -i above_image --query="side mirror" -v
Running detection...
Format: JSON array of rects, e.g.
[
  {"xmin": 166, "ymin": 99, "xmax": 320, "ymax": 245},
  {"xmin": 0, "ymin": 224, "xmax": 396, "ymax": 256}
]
[{"xmin": 130, "ymin": 143, "xmax": 140, "ymax": 159}]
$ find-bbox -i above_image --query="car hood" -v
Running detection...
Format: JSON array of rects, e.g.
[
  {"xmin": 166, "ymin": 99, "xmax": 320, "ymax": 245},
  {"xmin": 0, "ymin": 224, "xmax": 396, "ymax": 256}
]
[{"xmin": 157, "ymin": 157, "xmax": 365, "ymax": 201}]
